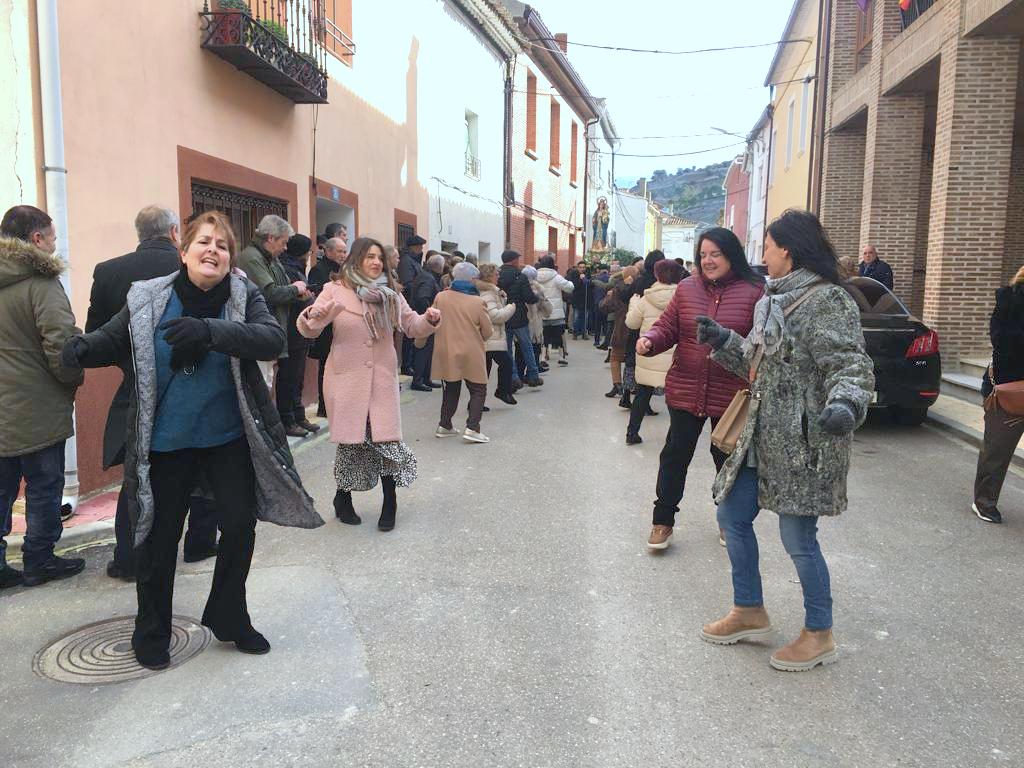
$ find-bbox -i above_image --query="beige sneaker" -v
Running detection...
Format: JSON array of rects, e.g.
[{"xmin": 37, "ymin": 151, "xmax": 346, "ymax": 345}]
[
  {"xmin": 769, "ymin": 629, "xmax": 837, "ymax": 672},
  {"xmin": 435, "ymin": 426, "xmax": 459, "ymax": 438},
  {"xmin": 647, "ymin": 525, "xmax": 673, "ymax": 550},
  {"xmin": 700, "ymin": 606, "xmax": 773, "ymax": 645},
  {"xmin": 463, "ymin": 428, "xmax": 490, "ymax": 443}
]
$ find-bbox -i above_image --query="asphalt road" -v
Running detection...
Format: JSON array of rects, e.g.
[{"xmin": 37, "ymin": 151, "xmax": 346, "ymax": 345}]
[{"xmin": 2, "ymin": 338, "xmax": 1022, "ymax": 768}]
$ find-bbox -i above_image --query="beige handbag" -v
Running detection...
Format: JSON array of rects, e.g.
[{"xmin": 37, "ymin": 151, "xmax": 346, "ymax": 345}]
[{"xmin": 710, "ymin": 286, "xmax": 822, "ymax": 455}]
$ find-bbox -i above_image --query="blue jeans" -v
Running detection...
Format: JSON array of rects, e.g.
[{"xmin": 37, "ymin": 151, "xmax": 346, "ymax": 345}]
[
  {"xmin": 0, "ymin": 441, "xmax": 66, "ymax": 568},
  {"xmin": 716, "ymin": 466, "xmax": 833, "ymax": 630},
  {"xmin": 572, "ymin": 308, "xmax": 587, "ymax": 336},
  {"xmin": 506, "ymin": 325, "xmax": 539, "ymax": 381}
]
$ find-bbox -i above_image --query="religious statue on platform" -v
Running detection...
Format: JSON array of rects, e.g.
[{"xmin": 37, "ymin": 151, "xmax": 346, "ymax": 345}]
[{"xmin": 592, "ymin": 197, "xmax": 610, "ymax": 251}]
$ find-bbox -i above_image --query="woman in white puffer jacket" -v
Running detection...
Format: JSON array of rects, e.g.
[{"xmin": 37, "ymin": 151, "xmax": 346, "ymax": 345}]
[
  {"xmin": 534, "ymin": 254, "xmax": 575, "ymax": 367},
  {"xmin": 476, "ymin": 263, "xmax": 517, "ymax": 405}
]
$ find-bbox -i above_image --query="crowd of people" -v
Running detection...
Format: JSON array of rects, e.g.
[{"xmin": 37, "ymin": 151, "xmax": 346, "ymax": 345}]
[{"xmin": 0, "ymin": 199, "xmax": 1018, "ymax": 676}]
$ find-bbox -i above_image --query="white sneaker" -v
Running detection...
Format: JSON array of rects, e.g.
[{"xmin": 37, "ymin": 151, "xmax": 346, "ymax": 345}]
[
  {"xmin": 463, "ymin": 428, "xmax": 490, "ymax": 443},
  {"xmin": 435, "ymin": 426, "xmax": 459, "ymax": 438}
]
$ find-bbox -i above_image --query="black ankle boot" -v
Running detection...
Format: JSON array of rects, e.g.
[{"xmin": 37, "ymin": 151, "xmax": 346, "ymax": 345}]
[
  {"xmin": 334, "ymin": 489, "xmax": 361, "ymax": 525},
  {"xmin": 379, "ymin": 476, "xmax": 397, "ymax": 531},
  {"xmin": 605, "ymin": 384, "xmax": 621, "ymax": 399},
  {"xmin": 619, "ymin": 392, "xmax": 632, "ymax": 409}
]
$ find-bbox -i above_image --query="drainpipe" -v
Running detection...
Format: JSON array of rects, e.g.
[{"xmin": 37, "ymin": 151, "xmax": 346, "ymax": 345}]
[
  {"xmin": 503, "ymin": 57, "xmax": 514, "ymax": 248},
  {"xmin": 811, "ymin": 0, "xmax": 832, "ymax": 214},
  {"xmin": 37, "ymin": 0, "xmax": 79, "ymax": 513}
]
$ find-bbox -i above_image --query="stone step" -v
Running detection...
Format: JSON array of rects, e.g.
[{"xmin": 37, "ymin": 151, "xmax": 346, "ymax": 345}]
[
  {"xmin": 940, "ymin": 371, "xmax": 983, "ymax": 406},
  {"xmin": 959, "ymin": 356, "xmax": 989, "ymax": 379}
]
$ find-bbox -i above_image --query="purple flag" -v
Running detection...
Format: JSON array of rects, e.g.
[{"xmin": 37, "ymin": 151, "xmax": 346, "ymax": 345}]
[{"xmin": 857, "ymin": 0, "xmax": 870, "ymax": 11}]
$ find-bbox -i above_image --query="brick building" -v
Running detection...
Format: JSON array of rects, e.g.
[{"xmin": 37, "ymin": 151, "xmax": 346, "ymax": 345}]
[
  {"xmin": 500, "ymin": 1, "xmax": 598, "ymax": 270},
  {"xmin": 722, "ymin": 156, "xmax": 750, "ymax": 244},
  {"xmin": 818, "ymin": 0, "xmax": 1024, "ymax": 366}
]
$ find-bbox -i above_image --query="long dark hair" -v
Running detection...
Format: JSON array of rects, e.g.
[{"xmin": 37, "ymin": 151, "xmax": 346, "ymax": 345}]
[
  {"xmin": 337, "ymin": 236, "xmax": 394, "ymax": 290},
  {"xmin": 766, "ymin": 210, "xmax": 841, "ymax": 284},
  {"xmin": 694, "ymin": 227, "xmax": 761, "ymax": 285}
]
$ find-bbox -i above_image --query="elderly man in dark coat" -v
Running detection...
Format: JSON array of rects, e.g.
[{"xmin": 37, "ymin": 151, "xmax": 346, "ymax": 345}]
[{"xmin": 397, "ymin": 234, "xmax": 427, "ymax": 375}]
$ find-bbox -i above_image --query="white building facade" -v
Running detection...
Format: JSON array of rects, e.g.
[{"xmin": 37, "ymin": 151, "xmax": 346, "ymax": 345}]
[
  {"xmin": 661, "ymin": 217, "xmax": 701, "ymax": 268},
  {"xmin": 744, "ymin": 106, "xmax": 772, "ymax": 265},
  {"xmin": 586, "ymin": 99, "xmax": 619, "ymax": 254}
]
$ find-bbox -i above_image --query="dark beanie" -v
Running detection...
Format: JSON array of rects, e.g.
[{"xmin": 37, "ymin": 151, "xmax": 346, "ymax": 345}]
[
  {"xmin": 286, "ymin": 234, "xmax": 312, "ymax": 258},
  {"xmin": 405, "ymin": 234, "xmax": 427, "ymax": 248},
  {"xmin": 501, "ymin": 249, "xmax": 521, "ymax": 264}
]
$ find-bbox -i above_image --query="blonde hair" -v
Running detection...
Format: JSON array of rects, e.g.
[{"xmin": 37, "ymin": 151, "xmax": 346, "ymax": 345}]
[
  {"xmin": 181, "ymin": 211, "xmax": 238, "ymax": 265},
  {"xmin": 1012, "ymin": 266, "xmax": 1024, "ymax": 286},
  {"xmin": 478, "ymin": 263, "xmax": 498, "ymax": 282}
]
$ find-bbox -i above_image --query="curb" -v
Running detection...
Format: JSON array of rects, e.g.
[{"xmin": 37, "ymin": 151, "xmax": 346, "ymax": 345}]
[
  {"xmin": 5, "ymin": 418, "xmax": 331, "ymax": 565},
  {"xmin": 925, "ymin": 410, "xmax": 1024, "ymax": 471}
]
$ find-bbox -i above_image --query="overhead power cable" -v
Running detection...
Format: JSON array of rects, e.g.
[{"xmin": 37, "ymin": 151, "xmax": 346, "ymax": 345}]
[
  {"xmin": 516, "ymin": 35, "xmax": 813, "ymax": 56},
  {"xmin": 593, "ymin": 141, "xmax": 745, "ymax": 159}
]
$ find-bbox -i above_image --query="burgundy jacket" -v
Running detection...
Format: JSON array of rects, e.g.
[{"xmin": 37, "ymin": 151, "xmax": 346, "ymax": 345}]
[{"xmin": 642, "ymin": 272, "xmax": 764, "ymax": 418}]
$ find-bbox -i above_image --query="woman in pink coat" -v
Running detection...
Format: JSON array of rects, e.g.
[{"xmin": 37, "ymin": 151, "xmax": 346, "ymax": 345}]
[{"xmin": 298, "ymin": 237, "xmax": 441, "ymax": 531}]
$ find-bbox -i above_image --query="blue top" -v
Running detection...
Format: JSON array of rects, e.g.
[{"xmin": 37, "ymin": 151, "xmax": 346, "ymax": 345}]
[{"xmin": 150, "ymin": 292, "xmax": 244, "ymax": 453}]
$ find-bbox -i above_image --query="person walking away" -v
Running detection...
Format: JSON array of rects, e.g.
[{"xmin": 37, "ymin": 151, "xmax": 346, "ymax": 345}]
[
  {"xmin": 534, "ymin": 255, "xmax": 575, "ymax": 367},
  {"xmin": 477, "ymin": 263, "xmax": 517, "ymax": 406},
  {"xmin": 858, "ymin": 244, "xmax": 893, "ymax": 290},
  {"xmin": 237, "ymin": 215, "xmax": 310, "ymax": 389},
  {"xmin": 693, "ymin": 210, "xmax": 874, "ymax": 672},
  {"xmin": 63, "ymin": 211, "xmax": 323, "ymax": 667},
  {"xmin": 637, "ymin": 229, "xmax": 764, "ymax": 549},
  {"xmin": 397, "ymin": 234, "xmax": 427, "ymax": 375},
  {"xmin": 85, "ymin": 204, "xmax": 219, "ymax": 582},
  {"xmin": 568, "ymin": 261, "xmax": 589, "ymax": 340},
  {"xmin": 410, "ymin": 253, "xmax": 445, "ymax": 392},
  {"xmin": 973, "ymin": 266, "xmax": 1024, "ymax": 524},
  {"xmin": 625, "ymin": 259, "xmax": 685, "ymax": 445},
  {"xmin": 277, "ymin": 234, "xmax": 319, "ymax": 437},
  {"xmin": 0, "ymin": 205, "xmax": 85, "ymax": 589},
  {"xmin": 297, "ymin": 237, "xmax": 440, "ymax": 531},
  {"xmin": 307, "ymin": 237, "xmax": 348, "ymax": 418},
  {"xmin": 601, "ymin": 268, "xmax": 635, "ymax": 402},
  {"xmin": 431, "ymin": 262, "xmax": 494, "ymax": 442},
  {"xmin": 521, "ymin": 265, "xmax": 551, "ymax": 382},
  {"xmin": 498, "ymin": 250, "xmax": 543, "ymax": 388},
  {"xmin": 591, "ymin": 265, "xmax": 610, "ymax": 348}
]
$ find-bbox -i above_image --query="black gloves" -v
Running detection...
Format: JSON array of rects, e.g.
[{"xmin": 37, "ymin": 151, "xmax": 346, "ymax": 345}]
[
  {"xmin": 160, "ymin": 317, "xmax": 212, "ymax": 371},
  {"xmin": 61, "ymin": 336, "xmax": 88, "ymax": 369},
  {"xmin": 695, "ymin": 315, "xmax": 731, "ymax": 350},
  {"xmin": 818, "ymin": 401, "xmax": 857, "ymax": 435}
]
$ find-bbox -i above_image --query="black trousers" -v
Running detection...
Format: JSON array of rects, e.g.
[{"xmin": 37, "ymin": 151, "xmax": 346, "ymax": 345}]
[
  {"xmin": 627, "ymin": 385, "xmax": 655, "ymax": 437},
  {"xmin": 485, "ymin": 350, "xmax": 514, "ymax": 396},
  {"xmin": 317, "ymin": 357, "xmax": 327, "ymax": 417},
  {"xmin": 413, "ymin": 336, "xmax": 435, "ymax": 385},
  {"xmin": 402, "ymin": 335, "xmax": 416, "ymax": 373},
  {"xmin": 112, "ymin": 486, "xmax": 217, "ymax": 574},
  {"xmin": 653, "ymin": 408, "xmax": 727, "ymax": 526},
  {"xmin": 275, "ymin": 351, "xmax": 306, "ymax": 426},
  {"xmin": 974, "ymin": 402, "xmax": 1024, "ymax": 513},
  {"xmin": 133, "ymin": 438, "xmax": 257, "ymax": 659}
]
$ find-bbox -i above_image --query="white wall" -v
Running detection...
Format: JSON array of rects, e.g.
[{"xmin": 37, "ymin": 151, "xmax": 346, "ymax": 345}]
[
  {"xmin": 745, "ymin": 124, "xmax": 771, "ymax": 265},
  {"xmin": 662, "ymin": 224, "xmax": 697, "ymax": 266},
  {"xmin": 614, "ymin": 190, "xmax": 647, "ymax": 257},
  {"xmin": 0, "ymin": 0, "xmax": 39, "ymax": 207},
  {"xmin": 587, "ymin": 122, "xmax": 616, "ymax": 252}
]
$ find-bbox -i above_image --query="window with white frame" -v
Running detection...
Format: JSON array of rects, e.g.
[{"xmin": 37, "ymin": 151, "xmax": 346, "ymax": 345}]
[
  {"xmin": 786, "ymin": 100, "xmax": 795, "ymax": 169},
  {"xmin": 800, "ymin": 79, "xmax": 810, "ymax": 154}
]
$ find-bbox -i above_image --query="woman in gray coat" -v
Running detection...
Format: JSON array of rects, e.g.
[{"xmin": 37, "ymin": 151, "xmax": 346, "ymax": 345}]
[
  {"xmin": 63, "ymin": 211, "xmax": 323, "ymax": 670},
  {"xmin": 694, "ymin": 210, "xmax": 874, "ymax": 672}
]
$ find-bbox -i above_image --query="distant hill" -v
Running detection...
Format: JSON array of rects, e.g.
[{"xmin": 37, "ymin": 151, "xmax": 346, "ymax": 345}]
[{"xmin": 629, "ymin": 160, "xmax": 731, "ymax": 225}]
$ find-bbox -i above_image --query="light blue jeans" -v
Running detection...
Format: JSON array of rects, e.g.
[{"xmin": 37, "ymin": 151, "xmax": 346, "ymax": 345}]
[{"xmin": 716, "ymin": 466, "xmax": 833, "ymax": 630}]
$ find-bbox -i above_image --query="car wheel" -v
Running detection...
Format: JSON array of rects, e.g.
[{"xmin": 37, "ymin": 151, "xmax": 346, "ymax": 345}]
[{"xmin": 892, "ymin": 406, "xmax": 929, "ymax": 426}]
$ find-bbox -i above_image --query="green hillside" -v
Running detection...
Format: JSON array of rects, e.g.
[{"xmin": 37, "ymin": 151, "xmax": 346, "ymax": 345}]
[{"xmin": 629, "ymin": 160, "xmax": 731, "ymax": 225}]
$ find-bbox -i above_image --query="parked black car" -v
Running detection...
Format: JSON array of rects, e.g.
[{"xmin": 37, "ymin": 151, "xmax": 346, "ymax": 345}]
[{"xmin": 841, "ymin": 276, "xmax": 941, "ymax": 425}]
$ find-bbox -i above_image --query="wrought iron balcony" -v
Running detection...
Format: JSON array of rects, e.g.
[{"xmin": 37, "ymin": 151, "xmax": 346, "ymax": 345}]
[
  {"xmin": 200, "ymin": 0, "xmax": 328, "ymax": 104},
  {"xmin": 900, "ymin": 0, "xmax": 936, "ymax": 30},
  {"xmin": 464, "ymin": 152, "xmax": 481, "ymax": 180}
]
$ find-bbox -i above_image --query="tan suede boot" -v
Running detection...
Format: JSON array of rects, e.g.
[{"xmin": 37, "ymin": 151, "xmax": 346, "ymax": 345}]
[
  {"xmin": 769, "ymin": 628, "xmax": 837, "ymax": 672},
  {"xmin": 699, "ymin": 606, "xmax": 773, "ymax": 645}
]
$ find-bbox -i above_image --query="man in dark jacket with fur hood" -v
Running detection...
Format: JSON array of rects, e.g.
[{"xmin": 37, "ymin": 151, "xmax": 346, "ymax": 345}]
[{"xmin": 0, "ymin": 205, "xmax": 85, "ymax": 589}]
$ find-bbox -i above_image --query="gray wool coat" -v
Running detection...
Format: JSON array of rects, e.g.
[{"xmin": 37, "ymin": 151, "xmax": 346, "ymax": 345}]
[
  {"xmin": 710, "ymin": 284, "xmax": 875, "ymax": 517},
  {"xmin": 67, "ymin": 273, "xmax": 323, "ymax": 545}
]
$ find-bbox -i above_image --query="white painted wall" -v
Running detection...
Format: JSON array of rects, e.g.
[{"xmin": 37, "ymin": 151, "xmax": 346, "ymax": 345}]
[
  {"xmin": 614, "ymin": 189, "xmax": 648, "ymax": 258},
  {"xmin": 587, "ymin": 119, "xmax": 616, "ymax": 253},
  {"xmin": 662, "ymin": 224, "xmax": 698, "ymax": 266},
  {"xmin": 0, "ymin": 0, "xmax": 40, "ymax": 207},
  {"xmin": 744, "ymin": 122, "xmax": 771, "ymax": 265}
]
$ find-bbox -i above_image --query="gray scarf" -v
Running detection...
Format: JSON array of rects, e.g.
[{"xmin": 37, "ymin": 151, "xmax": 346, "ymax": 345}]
[
  {"xmin": 746, "ymin": 268, "xmax": 825, "ymax": 358},
  {"xmin": 344, "ymin": 269, "xmax": 401, "ymax": 342}
]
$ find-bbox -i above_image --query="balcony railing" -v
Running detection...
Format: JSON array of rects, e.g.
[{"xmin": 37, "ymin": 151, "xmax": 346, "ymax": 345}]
[
  {"xmin": 200, "ymin": 0, "xmax": 328, "ymax": 104},
  {"xmin": 900, "ymin": 0, "xmax": 936, "ymax": 30},
  {"xmin": 464, "ymin": 152, "xmax": 481, "ymax": 181}
]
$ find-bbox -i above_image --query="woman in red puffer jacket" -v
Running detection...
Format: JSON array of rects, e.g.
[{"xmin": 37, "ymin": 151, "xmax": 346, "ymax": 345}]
[{"xmin": 637, "ymin": 227, "xmax": 764, "ymax": 551}]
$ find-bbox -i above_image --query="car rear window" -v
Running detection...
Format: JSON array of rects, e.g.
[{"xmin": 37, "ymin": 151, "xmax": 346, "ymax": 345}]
[{"xmin": 843, "ymin": 278, "xmax": 908, "ymax": 316}]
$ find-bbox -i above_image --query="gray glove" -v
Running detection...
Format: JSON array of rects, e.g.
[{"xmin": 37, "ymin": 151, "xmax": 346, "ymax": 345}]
[
  {"xmin": 695, "ymin": 315, "xmax": 731, "ymax": 350},
  {"xmin": 817, "ymin": 401, "xmax": 857, "ymax": 436}
]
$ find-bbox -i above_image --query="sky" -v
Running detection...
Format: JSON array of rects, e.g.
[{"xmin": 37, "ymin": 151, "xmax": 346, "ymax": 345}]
[{"xmin": 531, "ymin": 0, "xmax": 799, "ymax": 185}]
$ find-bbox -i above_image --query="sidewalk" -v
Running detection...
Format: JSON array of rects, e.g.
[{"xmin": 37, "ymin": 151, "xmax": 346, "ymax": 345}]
[
  {"xmin": 926, "ymin": 392, "xmax": 1024, "ymax": 467},
  {"xmin": 4, "ymin": 409, "xmax": 331, "ymax": 564}
]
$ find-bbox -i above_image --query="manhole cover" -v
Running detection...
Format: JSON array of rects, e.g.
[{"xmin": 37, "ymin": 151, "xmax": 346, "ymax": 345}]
[{"xmin": 33, "ymin": 615, "xmax": 211, "ymax": 684}]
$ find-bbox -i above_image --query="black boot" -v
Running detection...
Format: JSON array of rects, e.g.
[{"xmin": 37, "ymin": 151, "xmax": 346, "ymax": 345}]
[
  {"xmin": 334, "ymin": 489, "xmax": 361, "ymax": 525},
  {"xmin": 379, "ymin": 476, "xmax": 397, "ymax": 532},
  {"xmin": 618, "ymin": 391, "xmax": 632, "ymax": 409},
  {"xmin": 605, "ymin": 384, "xmax": 621, "ymax": 399}
]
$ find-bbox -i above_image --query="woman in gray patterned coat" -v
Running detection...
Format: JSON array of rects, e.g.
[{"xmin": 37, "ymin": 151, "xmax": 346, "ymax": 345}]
[{"xmin": 694, "ymin": 210, "xmax": 874, "ymax": 672}]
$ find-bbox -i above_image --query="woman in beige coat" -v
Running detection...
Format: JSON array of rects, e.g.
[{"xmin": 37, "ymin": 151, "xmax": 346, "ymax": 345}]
[
  {"xmin": 477, "ymin": 263, "xmax": 517, "ymax": 406},
  {"xmin": 624, "ymin": 260, "xmax": 685, "ymax": 444},
  {"xmin": 431, "ymin": 262, "xmax": 494, "ymax": 443}
]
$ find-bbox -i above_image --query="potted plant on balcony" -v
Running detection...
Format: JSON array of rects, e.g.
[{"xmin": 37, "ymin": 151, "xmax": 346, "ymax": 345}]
[
  {"xmin": 210, "ymin": 0, "xmax": 251, "ymax": 46},
  {"xmin": 261, "ymin": 19, "xmax": 289, "ymax": 44}
]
